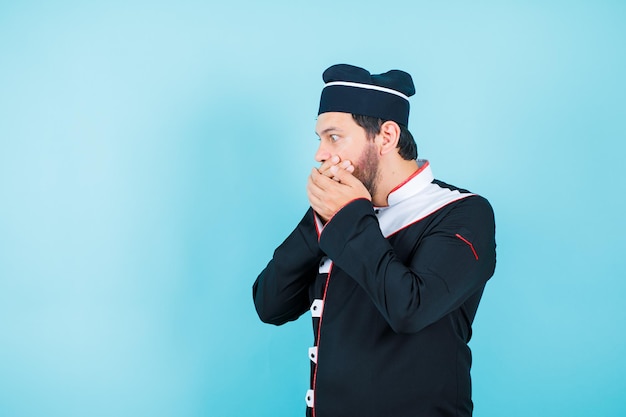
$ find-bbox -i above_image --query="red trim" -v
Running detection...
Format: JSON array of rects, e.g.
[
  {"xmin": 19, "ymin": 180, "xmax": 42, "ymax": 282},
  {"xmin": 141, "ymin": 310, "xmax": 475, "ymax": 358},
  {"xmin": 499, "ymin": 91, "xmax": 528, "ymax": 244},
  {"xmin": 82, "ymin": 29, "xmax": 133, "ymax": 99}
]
[
  {"xmin": 455, "ymin": 233, "xmax": 479, "ymax": 260},
  {"xmin": 313, "ymin": 211, "xmax": 322, "ymax": 240},
  {"xmin": 387, "ymin": 161, "xmax": 430, "ymax": 195},
  {"xmin": 322, "ymin": 198, "xmax": 370, "ymax": 234},
  {"xmin": 311, "ymin": 265, "xmax": 333, "ymax": 416}
]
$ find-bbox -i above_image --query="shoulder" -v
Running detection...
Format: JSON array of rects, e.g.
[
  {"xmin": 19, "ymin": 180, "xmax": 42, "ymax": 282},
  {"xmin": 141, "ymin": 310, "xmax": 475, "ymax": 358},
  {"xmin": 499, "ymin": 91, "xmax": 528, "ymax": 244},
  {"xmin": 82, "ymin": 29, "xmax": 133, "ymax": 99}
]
[{"xmin": 428, "ymin": 180, "xmax": 495, "ymax": 226}]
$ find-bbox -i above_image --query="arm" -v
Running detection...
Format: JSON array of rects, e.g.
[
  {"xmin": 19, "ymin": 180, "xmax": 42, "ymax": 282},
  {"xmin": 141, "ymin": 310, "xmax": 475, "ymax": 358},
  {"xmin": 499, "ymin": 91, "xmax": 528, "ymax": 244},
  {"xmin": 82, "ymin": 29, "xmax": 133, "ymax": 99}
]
[
  {"xmin": 252, "ymin": 208, "xmax": 323, "ymax": 325},
  {"xmin": 319, "ymin": 196, "xmax": 496, "ymax": 333},
  {"xmin": 254, "ymin": 155, "xmax": 356, "ymax": 325}
]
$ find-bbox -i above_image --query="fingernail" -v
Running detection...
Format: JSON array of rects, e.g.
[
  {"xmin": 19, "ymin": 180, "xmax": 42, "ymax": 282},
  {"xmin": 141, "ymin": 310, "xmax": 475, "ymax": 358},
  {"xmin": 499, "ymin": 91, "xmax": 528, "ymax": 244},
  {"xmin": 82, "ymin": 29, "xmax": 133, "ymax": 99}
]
[
  {"xmin": 341, "ymin": 160, "xmax": 351, "ymax": 168},
  {"xmin": 347, "ymin": 165, "xmax": 354, "ymax": 173},
  {"xmin": 331, "ymin": 155, "xmax": 340, "ymax": 163}
]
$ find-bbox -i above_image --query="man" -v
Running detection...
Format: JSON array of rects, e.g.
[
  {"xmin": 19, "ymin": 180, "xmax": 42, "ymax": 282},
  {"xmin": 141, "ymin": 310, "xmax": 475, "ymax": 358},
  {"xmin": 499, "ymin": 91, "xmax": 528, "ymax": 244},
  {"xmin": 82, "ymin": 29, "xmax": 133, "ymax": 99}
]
[{"xmin": 252, "ymin": 64, "xmax": 496, "ymax": 417}]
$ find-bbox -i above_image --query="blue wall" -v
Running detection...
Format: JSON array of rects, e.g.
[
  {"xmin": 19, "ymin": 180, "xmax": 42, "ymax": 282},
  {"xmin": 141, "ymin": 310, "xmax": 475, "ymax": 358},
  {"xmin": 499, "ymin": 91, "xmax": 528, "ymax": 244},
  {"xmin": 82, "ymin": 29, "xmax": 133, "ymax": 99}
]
[{"xmin": 1, "ymin": 1, "xmax": 625, "ymax": 416}]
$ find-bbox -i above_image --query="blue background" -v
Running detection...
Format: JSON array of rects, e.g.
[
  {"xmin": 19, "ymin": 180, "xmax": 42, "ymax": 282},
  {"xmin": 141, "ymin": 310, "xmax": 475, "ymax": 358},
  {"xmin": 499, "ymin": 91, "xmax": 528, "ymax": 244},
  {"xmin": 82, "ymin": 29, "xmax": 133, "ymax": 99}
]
[{"xmin": 1, "ymin": 1, "xmax": 625, "ymax": 416}]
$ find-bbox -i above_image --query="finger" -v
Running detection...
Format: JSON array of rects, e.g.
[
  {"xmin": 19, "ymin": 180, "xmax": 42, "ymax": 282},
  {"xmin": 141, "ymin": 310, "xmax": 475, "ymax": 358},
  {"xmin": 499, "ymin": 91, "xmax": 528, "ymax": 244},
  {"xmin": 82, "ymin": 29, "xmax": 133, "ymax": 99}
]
[
  {"xmin": 334, "ymin": 162, "xmax": 355, "ymax": 179},
  {"xmin": 318, "ymin": 156, "xmax": 354, "ymax": 179},
  {"xmin": 311, "ymin": 167, "xmax": 341, "ymax": 190},
  {"xmin": 329, "ymin": 164, "xmax": 358, "ymax": 186},
  {"xmin": 317, "ymin": 155, "xmax": 340, "ymax": 177},
  {"xmin": 335, "ymin": 160, "xmax": 354, "ymax": 179},
  {"xmin": 306, "ymin": 184, "xmax": 320, "ymax": 208},
  {"xmin": 307, "ymin": 170, "xmax": 330, "ymax": 199},
  {"xmin": 306, "ymin": 179, "xmax": 329, "ymax": 219}
]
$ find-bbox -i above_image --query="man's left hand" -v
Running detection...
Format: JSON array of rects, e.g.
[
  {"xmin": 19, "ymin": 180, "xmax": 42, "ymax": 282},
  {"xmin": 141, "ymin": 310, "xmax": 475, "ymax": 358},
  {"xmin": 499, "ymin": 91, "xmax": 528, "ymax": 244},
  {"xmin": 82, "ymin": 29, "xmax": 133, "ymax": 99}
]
[{"xmin": 307, "ymin": 164, "xmax": 371, "ymax": 222}]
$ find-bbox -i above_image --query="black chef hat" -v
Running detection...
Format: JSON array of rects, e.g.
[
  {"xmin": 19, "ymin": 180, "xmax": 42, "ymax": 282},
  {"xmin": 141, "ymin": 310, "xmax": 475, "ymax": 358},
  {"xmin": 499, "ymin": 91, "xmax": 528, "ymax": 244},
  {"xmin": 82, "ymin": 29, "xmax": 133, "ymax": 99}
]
[{"xmin": 318, "ymin": 64, "xmax": 415, "ymax": 127}]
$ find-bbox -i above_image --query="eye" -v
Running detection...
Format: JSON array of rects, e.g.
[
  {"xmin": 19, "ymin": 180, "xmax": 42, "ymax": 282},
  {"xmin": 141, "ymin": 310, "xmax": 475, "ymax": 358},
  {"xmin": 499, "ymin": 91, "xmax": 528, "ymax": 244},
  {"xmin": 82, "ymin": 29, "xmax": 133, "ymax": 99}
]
[{"xmin": 330, "ymin": 134, "xmax": 340, "ymax": 142}]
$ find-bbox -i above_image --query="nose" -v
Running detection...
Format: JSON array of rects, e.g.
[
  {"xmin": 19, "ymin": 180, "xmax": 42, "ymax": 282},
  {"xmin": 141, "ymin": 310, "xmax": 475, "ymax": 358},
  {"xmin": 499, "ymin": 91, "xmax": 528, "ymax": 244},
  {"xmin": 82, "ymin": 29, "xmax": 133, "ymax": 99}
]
[{"xmin": 315, "ymin": 142, "xmax": 331, "ymax": 163}]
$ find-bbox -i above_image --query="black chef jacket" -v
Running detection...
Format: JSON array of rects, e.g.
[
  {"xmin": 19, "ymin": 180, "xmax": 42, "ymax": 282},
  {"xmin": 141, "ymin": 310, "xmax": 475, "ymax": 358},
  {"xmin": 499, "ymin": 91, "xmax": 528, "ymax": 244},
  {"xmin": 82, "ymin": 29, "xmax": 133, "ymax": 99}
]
[{"xmin": 253, "ymin": 161, "xmax": 496, "ymax": 417}]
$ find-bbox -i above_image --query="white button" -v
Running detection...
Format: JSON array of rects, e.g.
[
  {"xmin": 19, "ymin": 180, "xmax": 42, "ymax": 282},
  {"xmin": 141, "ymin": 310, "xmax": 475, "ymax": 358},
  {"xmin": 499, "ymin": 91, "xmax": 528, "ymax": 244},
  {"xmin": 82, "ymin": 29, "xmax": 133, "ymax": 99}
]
[
  {"xmin": 305, "ymin": 389, "xmax": 314, "ymax": 408},
  {"xmin": 310, "ymin": 299, "xmax": 323, "ymax": 318},
  {"xmin": 308, "ymin": 346, "xmax": 318, "ymax": 363},
  {"xmin": 318, "ymin": 256, "xmax": 332, "ymax": 274}
]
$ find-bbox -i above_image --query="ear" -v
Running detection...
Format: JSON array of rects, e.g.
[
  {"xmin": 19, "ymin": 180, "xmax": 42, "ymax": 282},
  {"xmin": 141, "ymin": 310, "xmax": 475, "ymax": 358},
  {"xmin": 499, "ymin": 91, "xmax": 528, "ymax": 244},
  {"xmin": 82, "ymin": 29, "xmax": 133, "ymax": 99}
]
[{"xmin": 377, "ymin": 121, "xmax": 401, "ymax": 155}]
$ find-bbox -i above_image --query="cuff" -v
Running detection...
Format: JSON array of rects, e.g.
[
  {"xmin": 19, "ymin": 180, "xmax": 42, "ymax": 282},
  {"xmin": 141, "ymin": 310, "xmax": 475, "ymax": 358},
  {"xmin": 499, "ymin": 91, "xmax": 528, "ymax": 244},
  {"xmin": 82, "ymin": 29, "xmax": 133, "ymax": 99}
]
[{"xmin": 319, "ymin": 198, "xmax": 377, "ymax": 253}]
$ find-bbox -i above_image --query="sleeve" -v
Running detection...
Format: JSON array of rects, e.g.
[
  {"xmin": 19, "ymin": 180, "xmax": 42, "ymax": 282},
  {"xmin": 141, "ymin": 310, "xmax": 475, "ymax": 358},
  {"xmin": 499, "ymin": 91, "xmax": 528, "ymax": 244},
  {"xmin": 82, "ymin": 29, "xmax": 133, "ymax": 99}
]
[
  {"xmin": 318, "ymin": 196, "xmax": 496, "ymax": 334},
  {"xmin": 252, "ymin": 208, "xmax": 324, "ymax": 325}
]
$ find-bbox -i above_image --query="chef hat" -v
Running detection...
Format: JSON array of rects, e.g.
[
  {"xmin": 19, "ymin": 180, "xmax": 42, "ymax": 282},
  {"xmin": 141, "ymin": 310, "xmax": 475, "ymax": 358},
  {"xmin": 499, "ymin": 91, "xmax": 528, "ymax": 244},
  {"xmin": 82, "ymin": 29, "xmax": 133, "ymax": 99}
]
[{"xmin": 318, "ymin": 64, "xmax": 415, "ymax": 127}]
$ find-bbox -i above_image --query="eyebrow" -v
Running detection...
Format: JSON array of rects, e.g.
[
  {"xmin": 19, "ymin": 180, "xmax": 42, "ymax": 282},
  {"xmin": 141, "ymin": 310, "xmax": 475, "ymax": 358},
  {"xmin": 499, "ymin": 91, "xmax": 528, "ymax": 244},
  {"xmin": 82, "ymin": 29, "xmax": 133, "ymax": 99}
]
[{"xmin": 315, "ymin": 126, "xmax": 341, "ymax": 137}]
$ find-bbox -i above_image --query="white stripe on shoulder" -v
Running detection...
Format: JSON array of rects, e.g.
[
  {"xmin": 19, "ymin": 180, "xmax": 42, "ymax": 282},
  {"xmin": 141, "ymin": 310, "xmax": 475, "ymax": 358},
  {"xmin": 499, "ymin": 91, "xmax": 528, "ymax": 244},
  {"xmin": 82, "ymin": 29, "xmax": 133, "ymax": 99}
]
[{"xmin": 377, "ymin": 183, "xmax": 474, "ymax": 237}]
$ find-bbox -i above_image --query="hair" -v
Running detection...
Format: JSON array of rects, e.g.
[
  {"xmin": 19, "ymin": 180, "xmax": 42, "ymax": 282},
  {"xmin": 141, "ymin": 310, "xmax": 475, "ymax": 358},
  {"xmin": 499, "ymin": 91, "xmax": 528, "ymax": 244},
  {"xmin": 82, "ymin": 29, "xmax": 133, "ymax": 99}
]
[{"xmin": 351, "ymin": 114, "xmax": 418, "ymax": 160}]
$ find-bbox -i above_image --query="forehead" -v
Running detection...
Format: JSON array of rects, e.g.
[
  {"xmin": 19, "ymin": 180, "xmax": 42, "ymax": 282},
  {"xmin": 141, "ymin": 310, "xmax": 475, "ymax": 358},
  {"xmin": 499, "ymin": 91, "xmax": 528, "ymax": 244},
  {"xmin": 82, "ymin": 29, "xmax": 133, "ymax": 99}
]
[{"xmin": 315, "ymin": 112, "xmax": 358, "ymax": 134}]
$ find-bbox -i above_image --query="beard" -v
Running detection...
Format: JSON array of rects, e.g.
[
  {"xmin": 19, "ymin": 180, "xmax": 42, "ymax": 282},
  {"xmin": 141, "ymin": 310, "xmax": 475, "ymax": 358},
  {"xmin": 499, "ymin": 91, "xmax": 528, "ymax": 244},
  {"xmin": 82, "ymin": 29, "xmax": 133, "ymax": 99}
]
[{"xmin": 351, "ymin": 142, "xmax": 380, "ymax": 197}]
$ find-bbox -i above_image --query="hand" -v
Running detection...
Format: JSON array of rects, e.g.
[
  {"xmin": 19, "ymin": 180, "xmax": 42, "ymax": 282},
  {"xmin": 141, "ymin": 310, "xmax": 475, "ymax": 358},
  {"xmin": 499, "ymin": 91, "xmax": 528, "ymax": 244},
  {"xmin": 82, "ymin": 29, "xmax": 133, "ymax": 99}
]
[
  {"xmin": 307, "ymin": 162, "xmax": 371, "ymax": 222},
  {"xmin": 317, "ymin": 155, "xmax": 354, "ymax": 180}
]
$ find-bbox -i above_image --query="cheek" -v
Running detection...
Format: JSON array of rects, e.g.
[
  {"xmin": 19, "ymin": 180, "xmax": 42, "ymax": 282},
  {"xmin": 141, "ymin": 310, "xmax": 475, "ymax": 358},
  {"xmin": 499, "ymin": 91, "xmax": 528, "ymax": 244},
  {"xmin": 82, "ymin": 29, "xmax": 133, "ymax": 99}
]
[{"xmin": 335, "ymin": 138, "xmax": 360, "ymax": 164}]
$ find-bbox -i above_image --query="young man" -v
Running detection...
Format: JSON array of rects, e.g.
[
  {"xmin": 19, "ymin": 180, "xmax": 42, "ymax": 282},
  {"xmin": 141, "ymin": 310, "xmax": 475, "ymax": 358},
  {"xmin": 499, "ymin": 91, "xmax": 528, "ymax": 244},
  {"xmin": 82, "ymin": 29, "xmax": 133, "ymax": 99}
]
[{"xmin": 253, "ymin": 64, "xmax": 497, "ymax": 417}]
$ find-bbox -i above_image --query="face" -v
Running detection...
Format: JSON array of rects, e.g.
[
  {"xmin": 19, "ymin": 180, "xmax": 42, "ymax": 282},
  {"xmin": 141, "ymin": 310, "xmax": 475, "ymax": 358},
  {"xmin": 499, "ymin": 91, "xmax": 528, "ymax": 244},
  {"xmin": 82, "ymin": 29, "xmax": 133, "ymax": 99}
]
[{"xmin": 315, "ymin": 112, "xmax": 381, "ymax": 196}]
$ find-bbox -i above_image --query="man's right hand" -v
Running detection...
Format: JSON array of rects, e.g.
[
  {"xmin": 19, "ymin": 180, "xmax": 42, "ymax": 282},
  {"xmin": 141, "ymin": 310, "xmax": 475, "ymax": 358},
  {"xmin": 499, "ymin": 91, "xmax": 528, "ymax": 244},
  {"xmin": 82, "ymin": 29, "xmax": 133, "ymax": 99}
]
[{"xmin": 317, "ymin": 155, "xmax": 354, "ymax": 180}]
